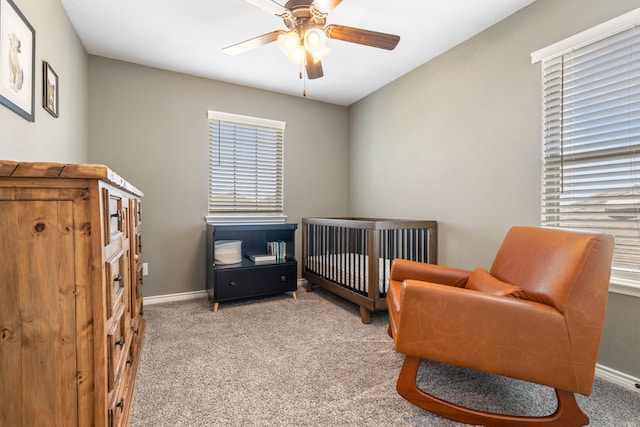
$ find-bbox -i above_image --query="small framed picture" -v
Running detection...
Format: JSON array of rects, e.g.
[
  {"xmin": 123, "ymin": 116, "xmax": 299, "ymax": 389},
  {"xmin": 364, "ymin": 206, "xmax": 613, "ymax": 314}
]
[
  {"xmin": 0, "ymin": 0, "xmax": 35, "ymax": 121},
  {"xmin": 43, "ymin": 61, "xmax": 58, "ymax": 117}
]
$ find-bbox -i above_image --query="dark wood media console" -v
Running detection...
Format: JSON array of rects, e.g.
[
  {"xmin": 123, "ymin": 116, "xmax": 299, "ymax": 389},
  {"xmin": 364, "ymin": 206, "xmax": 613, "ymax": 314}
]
[{"xmin": 205, "ymin": 223, "xmax": 298, "ymax": 312}]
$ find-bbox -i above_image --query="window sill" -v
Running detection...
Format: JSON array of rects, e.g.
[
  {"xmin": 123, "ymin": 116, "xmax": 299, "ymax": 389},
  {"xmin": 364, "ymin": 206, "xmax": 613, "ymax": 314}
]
[
  {"xmin": 205, "ymin": 214, "xmax": 288, "ymax": 225},
  {"xmin": 610, "ymin": 277, "xmax": 640, "ymax": 298}
]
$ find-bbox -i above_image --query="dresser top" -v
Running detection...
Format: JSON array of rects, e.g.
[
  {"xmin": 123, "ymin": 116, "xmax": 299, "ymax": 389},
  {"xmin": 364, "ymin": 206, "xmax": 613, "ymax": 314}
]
[{"xmin": 0, "ymin": 160, "xmax": 143, "ymax": 197}]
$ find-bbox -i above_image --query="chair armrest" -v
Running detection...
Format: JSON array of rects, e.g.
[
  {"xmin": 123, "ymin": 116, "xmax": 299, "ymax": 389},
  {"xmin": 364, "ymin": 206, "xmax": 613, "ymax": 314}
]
[
  {"xmin": 394, "ymin": 279, "xmax": 575, "ymax": 389},
  {"xmin": 391, "ymin": 258, "xmax": 471, "ymax": 288}
]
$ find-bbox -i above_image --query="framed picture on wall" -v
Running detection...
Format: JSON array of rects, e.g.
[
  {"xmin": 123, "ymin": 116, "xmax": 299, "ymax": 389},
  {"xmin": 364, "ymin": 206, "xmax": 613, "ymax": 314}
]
[
  {"xmin": 43, "ymin": 61, "xmax": 58, "ymax": 117},
  {"xmin": 0, "ymin": 0, "xmax": 35, "ymax": 122}
]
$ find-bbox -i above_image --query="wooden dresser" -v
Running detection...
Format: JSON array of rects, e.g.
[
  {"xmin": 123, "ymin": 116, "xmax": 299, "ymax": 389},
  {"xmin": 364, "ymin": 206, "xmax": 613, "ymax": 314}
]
[{"xmin": 0, "ymin": 161, "xmax": 145, "ymax": 427}]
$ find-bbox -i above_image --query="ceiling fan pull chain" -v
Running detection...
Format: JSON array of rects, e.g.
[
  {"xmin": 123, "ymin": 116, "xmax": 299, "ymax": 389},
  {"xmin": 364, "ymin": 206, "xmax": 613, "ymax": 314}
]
[{"xmin": 299, "ymin": 61, "xmax": 307, "ymax": 97}]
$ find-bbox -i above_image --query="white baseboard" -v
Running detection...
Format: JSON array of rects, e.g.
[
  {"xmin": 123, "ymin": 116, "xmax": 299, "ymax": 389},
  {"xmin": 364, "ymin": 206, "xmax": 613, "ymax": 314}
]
[
  {"xmin": 143, "ymin": 279, "xmax": 308, "ymax": 306},
  {"xmin": 143, "ymin": 290, "xmax": 207, "ymax": 305},
  {"xmin": 595, "ymin": 363, "xmax": 640, "ymax": 392}
]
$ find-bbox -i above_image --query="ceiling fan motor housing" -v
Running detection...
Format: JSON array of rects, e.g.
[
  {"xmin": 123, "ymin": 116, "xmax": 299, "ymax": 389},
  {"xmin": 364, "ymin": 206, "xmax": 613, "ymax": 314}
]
[{"xmin": 283, "ymin": 0, "xmax": 327, "ymax": 29}]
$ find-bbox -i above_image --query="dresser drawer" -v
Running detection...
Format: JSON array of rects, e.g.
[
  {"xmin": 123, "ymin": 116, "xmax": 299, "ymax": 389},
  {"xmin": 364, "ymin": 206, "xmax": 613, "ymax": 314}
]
[
  {"xmin": 103, "ymin": 188, "xmax": 124, "ymax": 243},
  {"xmin": 108, "ymin": 371, "xmax": 128, "ymax": 427},
  {"xmin": 133, "ymin": 233, "xmax": 142, "ymax": 263},
  {"xmin": 133, "ymin": 199, "xmax": 142, "ymax": 228},
  {"xmin": 129, "ymin": 314, "xmax": 144, "ymax": 360},
  {"xmin": 131, "ymin": 265, "xmax": 143, "ymax": 319},
  {"xmin": 214, "ymin": 263, "xmax": 296, "ymax": 301},
  {"xmin": 106, "ymin": 253, "xmax": 126, "ymax": 319},
  {"xmin": 107, "ymin": 304, "xmax": 129, "ymax": 392}
]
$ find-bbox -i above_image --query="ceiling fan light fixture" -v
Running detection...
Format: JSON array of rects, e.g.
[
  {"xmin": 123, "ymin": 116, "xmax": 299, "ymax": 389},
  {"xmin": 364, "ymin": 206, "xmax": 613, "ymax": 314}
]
[
  {"xmin": 287, "ymin": 45, "xmax": 307, "ymax": 65},
  {"xmin": 312, "ymin": 46, "xmax": 330, "ymax": 63},
  {"xmin": 229, "ymin": 0, "xmax": 399, "ymax": 82},
  {"xmin": 277, "ymin": 27, "xmax": 328, "ymax": 65},
  {"xmin": 277, "ymin": 30, "xmax": 301, "ymax": 56},
  {"xmin": 313, "ymin": 0, "xmax": 332, "ymax": 13},
  {"xmin": 303, "ymin": 27, "xmax": 326, "ymax": 54}
]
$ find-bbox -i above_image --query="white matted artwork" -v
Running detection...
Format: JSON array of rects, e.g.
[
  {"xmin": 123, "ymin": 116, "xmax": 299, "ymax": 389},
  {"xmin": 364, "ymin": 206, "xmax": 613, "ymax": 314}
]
[{"xmin": 0, "ymin": 0, "xmax": 35, "ymax": 121}]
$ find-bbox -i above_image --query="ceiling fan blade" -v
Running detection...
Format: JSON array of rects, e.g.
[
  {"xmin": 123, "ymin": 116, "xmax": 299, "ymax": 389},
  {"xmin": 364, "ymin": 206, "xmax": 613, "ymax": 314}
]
[
  {"xmin": 305, "ymin": 51, "xmax": 324, "ymax": 79},
  {"xmin": 312, "ymin": 0, "xmax": 342, "ymax": 13},
  {"xmin": 223, "ymin": 30, "xmax": 285, "ymax": 56},
  {"xmin": 325, "ymin": 25, "xmax": 400, "ymax": 50},
  {"xmin": 246, "ymin": 0, "xmax": 290, "ymax": 17}
]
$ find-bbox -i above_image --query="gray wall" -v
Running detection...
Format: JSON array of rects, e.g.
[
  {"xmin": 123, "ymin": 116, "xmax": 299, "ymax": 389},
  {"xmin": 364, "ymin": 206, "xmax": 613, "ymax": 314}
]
[
  {"xmin": 87, "ymin": 56, "xmax": 349, "ymax": 298},
  {"xmin": 348, "ymin": 0, "xmax": 640, "ymax": 379},
  {"xmin": 0, "ymin": 0, "xmax": 87, "ymax": 162}
]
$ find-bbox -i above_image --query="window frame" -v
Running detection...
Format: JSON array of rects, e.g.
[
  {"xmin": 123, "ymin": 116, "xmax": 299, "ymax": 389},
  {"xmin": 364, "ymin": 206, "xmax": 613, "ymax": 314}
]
[
  {"xmin": 532, "ymin": 8, "xmax": 640, "ymax": 298},
  {"xmin": 206, "ymin": 110, "xmax": 287, "ymax": 225}
]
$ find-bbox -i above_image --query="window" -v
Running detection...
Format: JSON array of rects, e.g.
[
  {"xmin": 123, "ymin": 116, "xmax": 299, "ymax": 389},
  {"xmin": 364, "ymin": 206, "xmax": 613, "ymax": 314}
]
[
  {"xmin": 207, "ymin": 111, "xmax": 286, "ymax": 223},
  {"xmin": 532, "ymin": 8, "xmax": 640, "ymax": 292}
]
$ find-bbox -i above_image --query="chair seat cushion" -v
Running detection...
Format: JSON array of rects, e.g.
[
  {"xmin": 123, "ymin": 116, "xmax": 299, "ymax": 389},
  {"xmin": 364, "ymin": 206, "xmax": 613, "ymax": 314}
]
[{"xmin": 466, "ymin": 268, "xmax": 525, "ymax": 298}]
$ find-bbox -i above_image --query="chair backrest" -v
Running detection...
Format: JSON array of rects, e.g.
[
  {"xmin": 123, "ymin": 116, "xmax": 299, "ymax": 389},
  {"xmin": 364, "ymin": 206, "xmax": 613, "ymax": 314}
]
[
  {"xmin": 490, "ymin": 226, "xmax": 614, "ymax": 314},
  {"xmin": 490, "ymin": 226, "xmax": 614, "ymax": 385}
]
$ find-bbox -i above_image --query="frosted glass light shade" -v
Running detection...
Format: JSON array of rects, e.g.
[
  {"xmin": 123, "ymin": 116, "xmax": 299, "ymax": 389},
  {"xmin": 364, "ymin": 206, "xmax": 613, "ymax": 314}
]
[
  {"xmin": 278, "ymin": 31, "xmax": 300, "ymax": 56},
  {"xmin": 304, "ymin": 28, "xmax": 326, "ymax": 54}
]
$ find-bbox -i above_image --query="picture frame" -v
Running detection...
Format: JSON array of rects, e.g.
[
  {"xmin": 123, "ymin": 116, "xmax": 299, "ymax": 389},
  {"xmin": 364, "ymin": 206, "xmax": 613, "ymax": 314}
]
[
  {"xmin": 43, "ymin": 61, "xmax": 58, "ymax": 117},
  {"xmin": 0, "ymin": 0, "xmax": 35, "ymax": 122}
]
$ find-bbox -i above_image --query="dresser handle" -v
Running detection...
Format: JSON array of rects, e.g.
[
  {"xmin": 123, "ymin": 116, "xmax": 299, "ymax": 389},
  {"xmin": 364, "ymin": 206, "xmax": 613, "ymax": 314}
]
[
  {"xmin": 115, "ymin": 398, "xmax": 125, "ymax": 411},
  {"xmin": 229, "ymin": 281, "xmax": 236, "ymax": 286},
  {"xmin": 127, "ymin": 357, "xmax": 134, "ymax": 366},
  {"xmin": 114, "ymin": 274, "xmax": 123, "ymax": 284},
  {"xmin": 115, "ymin": 336, "xmax": 125, "ymax": 348},
  {"xmin": 280, "ymin": 275, "xmax": 286, "ymax": 282},
  {"xmin": 111, "ymin": 211, "xmax": 123, "ymax": 221}
]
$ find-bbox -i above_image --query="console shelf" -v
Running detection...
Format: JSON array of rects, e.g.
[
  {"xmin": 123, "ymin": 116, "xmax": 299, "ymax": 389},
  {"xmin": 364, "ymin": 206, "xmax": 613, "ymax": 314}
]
[{"xmin": 205, "ymin": 223, "xmax": 298, "ymax": 311}]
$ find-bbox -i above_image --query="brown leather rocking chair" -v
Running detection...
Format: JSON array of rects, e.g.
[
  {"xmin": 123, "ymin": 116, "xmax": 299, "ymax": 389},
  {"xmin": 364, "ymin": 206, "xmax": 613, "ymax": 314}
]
[{"xmin": 387, "ymin": 226, "xmax": 614, "ymax": 426}]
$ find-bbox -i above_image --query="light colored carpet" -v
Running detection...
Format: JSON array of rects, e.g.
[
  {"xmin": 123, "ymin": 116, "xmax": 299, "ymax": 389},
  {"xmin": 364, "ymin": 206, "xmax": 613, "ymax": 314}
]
[{"xmin": 130, "ymin": 286, "xmax": 640, "ymax": 426}]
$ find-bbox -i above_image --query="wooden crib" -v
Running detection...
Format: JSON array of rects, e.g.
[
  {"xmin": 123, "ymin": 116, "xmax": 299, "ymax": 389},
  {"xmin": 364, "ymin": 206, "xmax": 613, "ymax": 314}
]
[{"xmin": 302, "ymin": 217, "xmax": 438, "ymax": 323}]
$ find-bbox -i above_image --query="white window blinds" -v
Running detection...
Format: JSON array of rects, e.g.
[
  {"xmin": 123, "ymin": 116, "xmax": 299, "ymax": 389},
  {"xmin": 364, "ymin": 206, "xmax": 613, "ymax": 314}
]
[
  {"xmin": 208, "ymin": 111, "xmax": 285, "ymax": 215},
  {"xmin": 539, "ymin": 25, "xmax": 640, "ymax": 276}
]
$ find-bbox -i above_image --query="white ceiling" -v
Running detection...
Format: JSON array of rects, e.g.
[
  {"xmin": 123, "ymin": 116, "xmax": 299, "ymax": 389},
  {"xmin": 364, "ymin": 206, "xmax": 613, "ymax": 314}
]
[{"xmin": 61, "ymin": 0, "xmax": 535, "ymax": 106}]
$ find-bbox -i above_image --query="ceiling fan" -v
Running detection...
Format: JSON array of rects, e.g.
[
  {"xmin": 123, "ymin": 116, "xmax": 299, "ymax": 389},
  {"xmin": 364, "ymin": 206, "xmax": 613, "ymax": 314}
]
[{"xmin": 223, "ymin": 0, "xmax": 401, "ymax": 80}]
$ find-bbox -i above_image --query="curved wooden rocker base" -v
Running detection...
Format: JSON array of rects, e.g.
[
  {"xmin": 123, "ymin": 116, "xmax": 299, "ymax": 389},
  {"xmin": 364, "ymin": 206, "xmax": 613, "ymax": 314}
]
[{"xmin": 396, "ymin": 356, "xmax": 589, "ymax": 427}]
